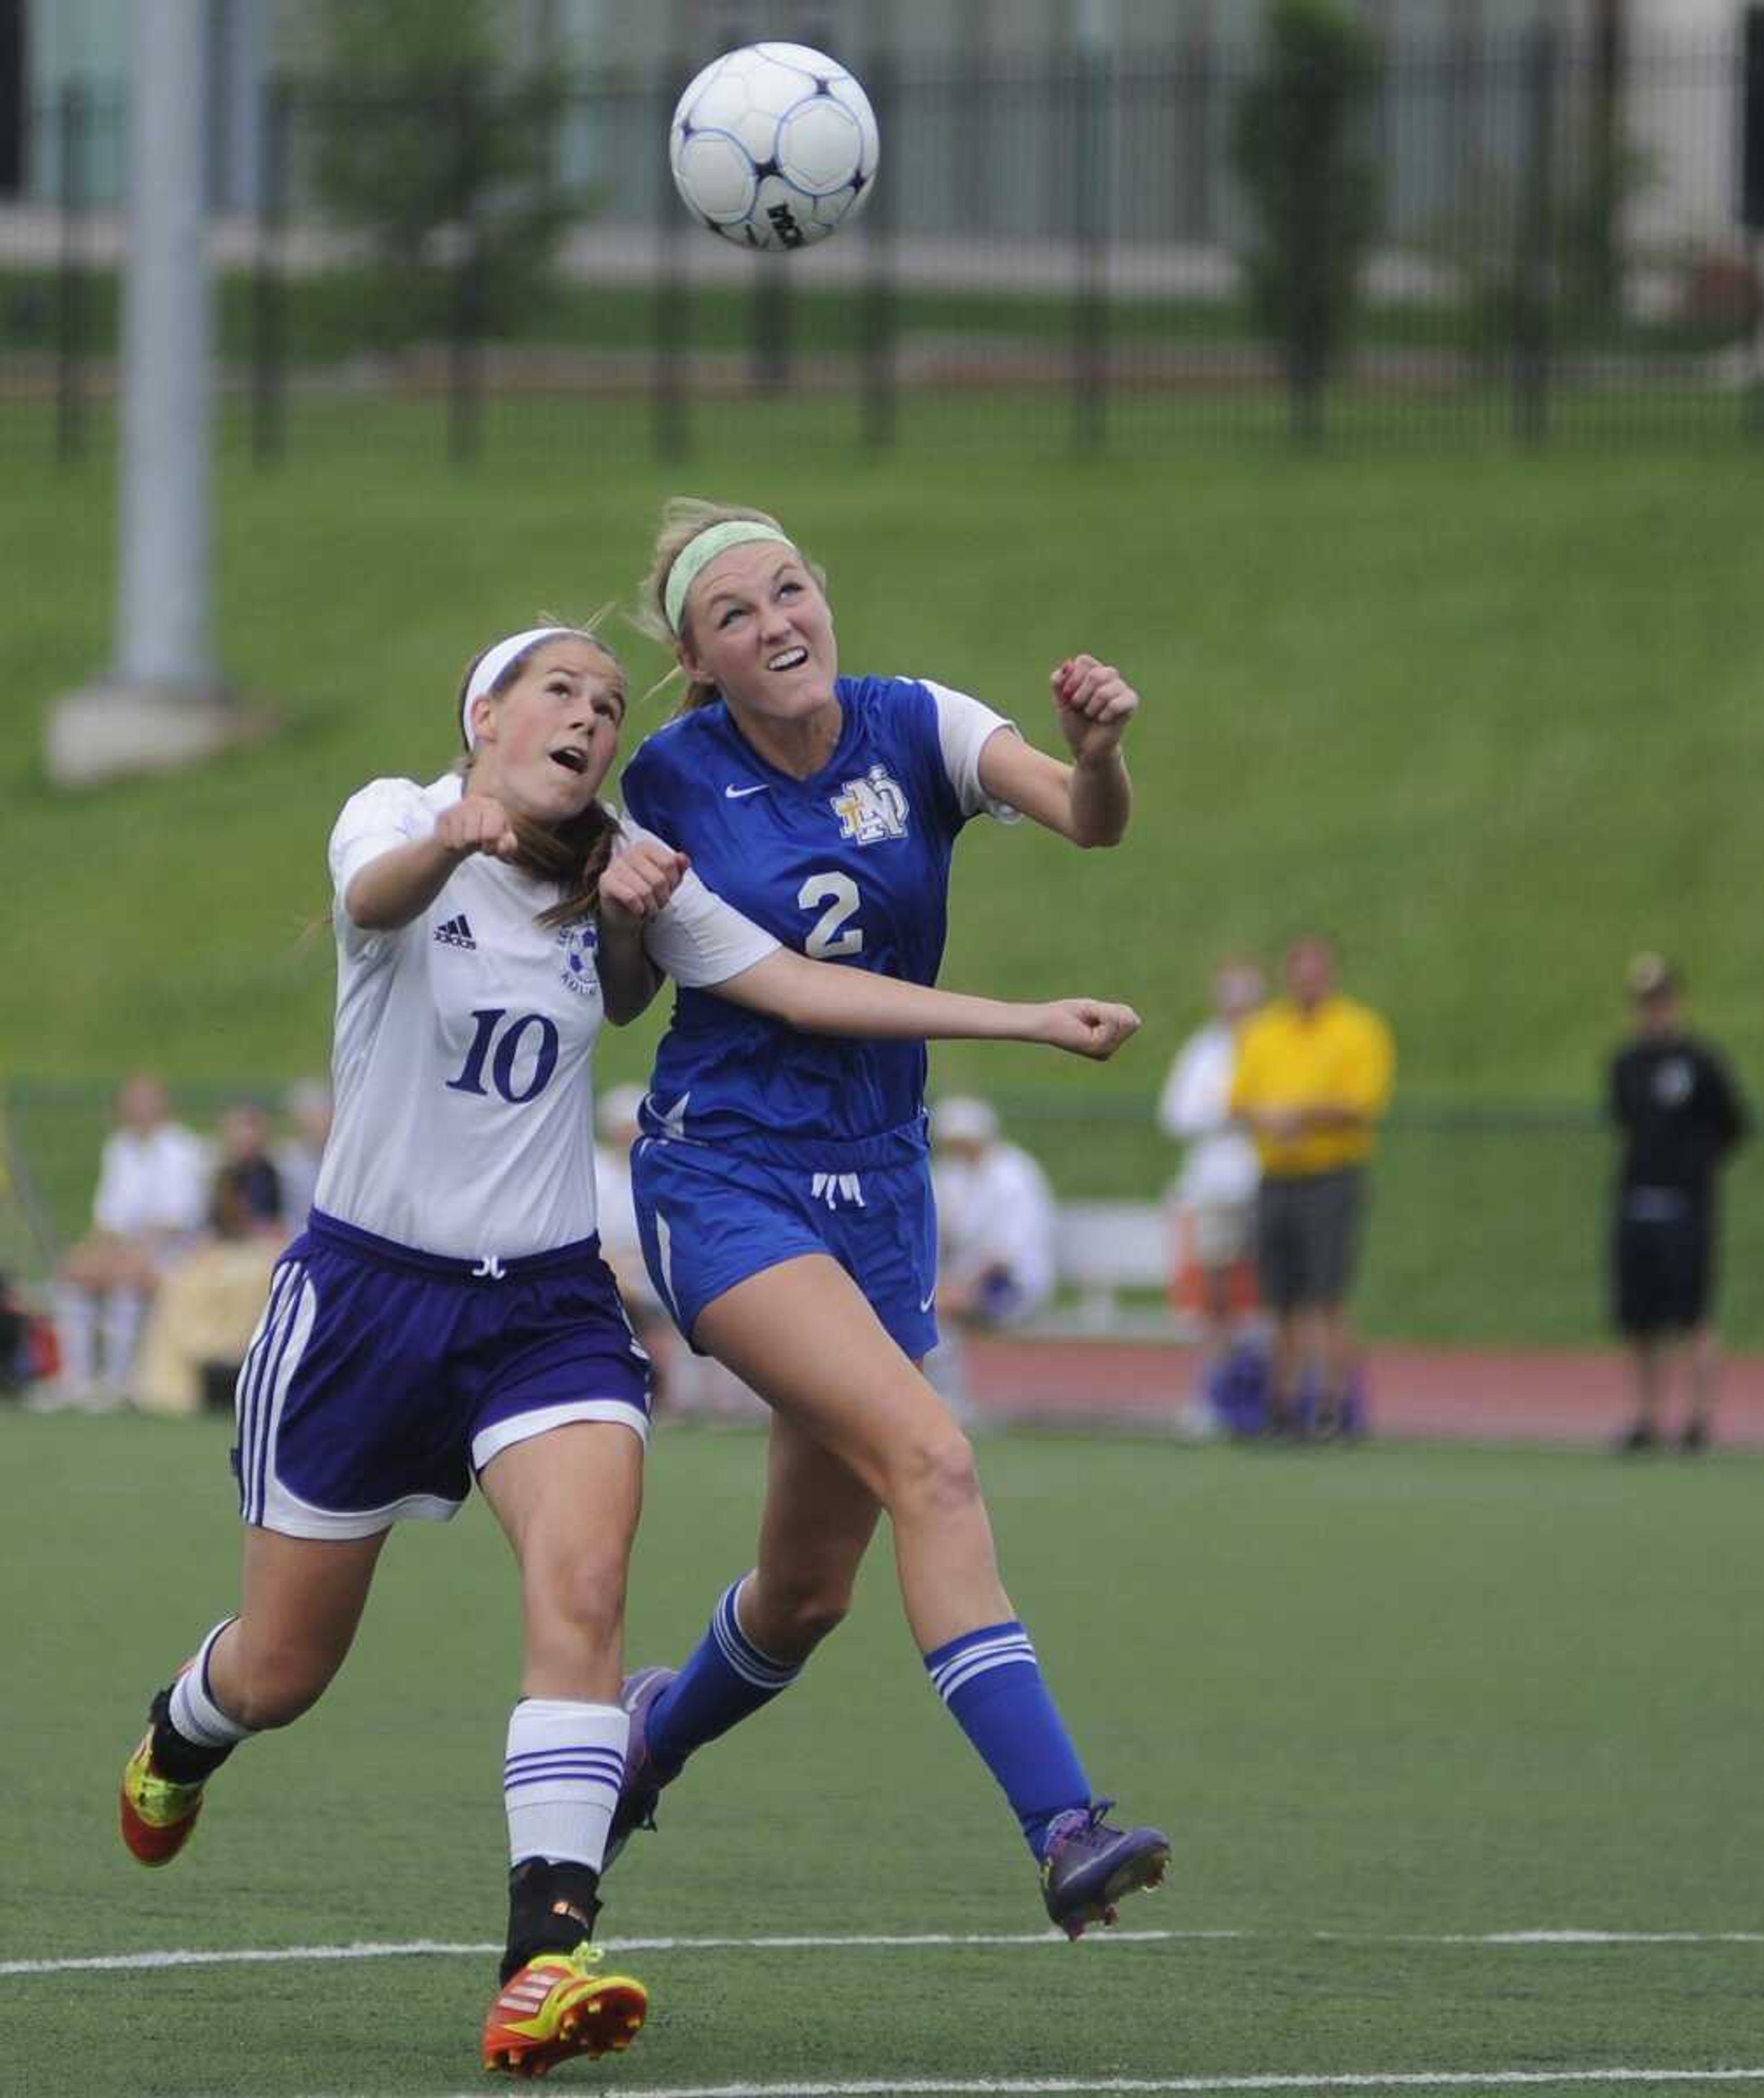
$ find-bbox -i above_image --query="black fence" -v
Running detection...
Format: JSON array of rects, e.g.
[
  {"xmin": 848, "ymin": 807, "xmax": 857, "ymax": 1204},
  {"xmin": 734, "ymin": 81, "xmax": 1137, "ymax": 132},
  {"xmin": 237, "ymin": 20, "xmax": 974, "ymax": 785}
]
[
  {"xmin": 3, "ymin": 30, "xmax": 1762, "ymax": 463},
  {"xmin": 7, "ymin": 1074, "xmax": 1762, "ymax": 1351}
]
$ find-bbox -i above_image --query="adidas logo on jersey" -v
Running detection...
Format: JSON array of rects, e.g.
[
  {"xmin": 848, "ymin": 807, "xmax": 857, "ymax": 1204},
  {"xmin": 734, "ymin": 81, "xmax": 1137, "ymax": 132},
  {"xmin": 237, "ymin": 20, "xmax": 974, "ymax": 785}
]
[{"xmin": 434, "ymin": 914, "xmax": 477, "ymax": 950}]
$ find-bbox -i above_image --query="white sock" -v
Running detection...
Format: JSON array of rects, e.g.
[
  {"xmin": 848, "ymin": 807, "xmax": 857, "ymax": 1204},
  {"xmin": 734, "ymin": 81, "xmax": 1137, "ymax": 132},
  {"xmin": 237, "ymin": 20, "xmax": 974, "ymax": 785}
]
[
  {"xmin": 167, "ymin": 1618, "xmax": 255, "ymax": 1749},
  {"xmin": 100, "ymin": 1287, "xmax": 147, "ymax": 1388},
  {"xmin": 52, "ymin": 1283, "xmax": 98, "ymax": 1390},
  {"xmin": 503, "ymin": 1700, "xmax": 628, "ymax": 1871}
]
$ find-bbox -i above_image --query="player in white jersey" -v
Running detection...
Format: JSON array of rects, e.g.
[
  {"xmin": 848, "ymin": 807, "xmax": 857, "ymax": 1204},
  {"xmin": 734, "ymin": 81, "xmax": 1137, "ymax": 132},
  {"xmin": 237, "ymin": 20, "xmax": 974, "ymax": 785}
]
[
  {"xmin": 608, "ymin": 501, "xmax": 1171, "ymax": 1942},
  {"xmin": 115, "ymin": 620, "xmax": 1142, "ymax": 2078}
]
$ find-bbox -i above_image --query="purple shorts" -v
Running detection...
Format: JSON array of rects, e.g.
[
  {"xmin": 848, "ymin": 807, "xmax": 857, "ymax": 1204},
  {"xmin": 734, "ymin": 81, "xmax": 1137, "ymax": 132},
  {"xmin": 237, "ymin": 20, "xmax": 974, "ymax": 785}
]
[{"xmin": 232, "ymin": 1210, "xmax": 652, "ymax": 1540}]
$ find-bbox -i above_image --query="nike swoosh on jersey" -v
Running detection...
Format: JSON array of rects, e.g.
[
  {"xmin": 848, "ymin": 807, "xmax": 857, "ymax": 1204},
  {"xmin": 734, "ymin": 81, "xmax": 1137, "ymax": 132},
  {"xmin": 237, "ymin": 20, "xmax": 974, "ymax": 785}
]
[
  {"xmin": 919, "ymin": 1291, "xmax": 937, "ymax": 1313},
  {"xmin": 724, "ymin": 782, "xmax": 769, "ymax": 798}
]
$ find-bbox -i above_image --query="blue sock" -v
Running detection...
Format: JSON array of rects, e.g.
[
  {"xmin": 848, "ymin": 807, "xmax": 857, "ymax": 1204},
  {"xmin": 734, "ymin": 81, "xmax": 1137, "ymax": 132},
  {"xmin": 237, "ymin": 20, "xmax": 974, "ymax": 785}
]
[
  {"xmin": 648, "ymin": 1576, "xmax": 802, "ymax": 1771},
  {"xmin": 924, "ymin": 1620, "xmax": 1091, "ymax": 1860}
]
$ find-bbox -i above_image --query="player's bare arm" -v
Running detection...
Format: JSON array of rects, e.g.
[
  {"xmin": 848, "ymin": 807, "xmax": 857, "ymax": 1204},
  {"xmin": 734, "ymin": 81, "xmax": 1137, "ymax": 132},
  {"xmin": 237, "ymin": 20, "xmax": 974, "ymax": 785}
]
[
  {"xmin": 345, "ymin": 796, "xmax": 521, "ymax": 931},
  {"xmin": 974, "ymin": 654, "xmax": 1136, "ymax": 848},
  {"xmin": 709, "ymin": 948, "xmax": 1139, "ymax": 1061},
  {"xmin": 1299, "ymin": 1100, "xmax": 1376, "ymax": 1134},
  {"xmin": 597, "ymin": 840, "xmax": 690, "ymax": 1025}
]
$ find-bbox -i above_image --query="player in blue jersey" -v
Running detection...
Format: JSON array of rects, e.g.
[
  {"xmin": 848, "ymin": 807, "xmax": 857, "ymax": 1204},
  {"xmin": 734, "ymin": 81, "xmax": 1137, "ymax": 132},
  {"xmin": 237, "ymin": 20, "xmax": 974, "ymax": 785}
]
[
  {"xmin": 612, "ymin": 500, "xmax": 1171, "ymax": 1938},
  {"xmin": 114, "ymin": 619, "xmax": 1141, "ymax": 2076}
]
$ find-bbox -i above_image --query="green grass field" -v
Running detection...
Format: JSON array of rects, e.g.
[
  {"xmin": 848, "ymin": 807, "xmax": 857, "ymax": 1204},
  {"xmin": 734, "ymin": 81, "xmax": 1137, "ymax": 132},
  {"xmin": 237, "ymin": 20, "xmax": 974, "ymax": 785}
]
[
  {"xmin": 6, "ymin": 406, "xmax": 1764, "ymax": 1341},
  {"xmin": 5, "ymin": 1414, "xmax": 1763, "ymax": 2095}
]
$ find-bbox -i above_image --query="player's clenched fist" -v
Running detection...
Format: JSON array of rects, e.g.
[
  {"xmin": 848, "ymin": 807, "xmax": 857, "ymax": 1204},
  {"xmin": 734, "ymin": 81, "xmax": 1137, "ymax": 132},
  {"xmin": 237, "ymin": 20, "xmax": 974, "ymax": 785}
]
[
  {"xmin": 1035, "ymin": 999, "xmax": 1142, "ymax": 1061},
  {"xmin": 600, "ymin": 840, "xmax": 691, "ymax": 924},
  {"xmin": 1051, "ymin": 653, "xmax": 1138, "ymax": 762},
  {"xmin": 435, "ymin": 793, "xmax": 521, "ymax": 861}
]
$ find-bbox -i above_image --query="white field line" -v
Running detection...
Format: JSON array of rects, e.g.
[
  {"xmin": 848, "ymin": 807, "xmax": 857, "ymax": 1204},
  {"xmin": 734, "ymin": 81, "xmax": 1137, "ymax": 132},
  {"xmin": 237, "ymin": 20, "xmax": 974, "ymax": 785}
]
[
  {"xmin": 4, "ymin": 1926, "xmax": 1763, "ymax": 1980},
  {"xmin": 390, "ymin": 2072, "xmax": 1764, "ymax": 2097},
  {"xmin": 1402, "ymin": 1933, "xmax": 1764, "ymax": 1947}
]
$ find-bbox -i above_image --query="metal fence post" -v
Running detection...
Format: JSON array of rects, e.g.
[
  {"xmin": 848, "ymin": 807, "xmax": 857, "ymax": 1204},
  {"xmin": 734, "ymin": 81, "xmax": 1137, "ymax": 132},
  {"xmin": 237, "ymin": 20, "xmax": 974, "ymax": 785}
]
[
  {"xmin": 1513, "ymin": 23, "xmax": 1558, "ymax": 449},
  {"xmin": 55, "ymin": 81, "xmax": 88, "ymax": 465},
  {"xmin": 1177, "ymin": 10, "xmax": 1215, "ymax": 244},
  {"xmin": 859, "ymin": 46, "xmax": 897, "ymax": 452},
  {"xmin": 653, "ymin": 52, "xmax": 690, "ymax": 463},
  {"xmin": 1288, "ymin": 61, "xmax": 1328, "ymax": 448},
  {"xmin": 249, "ymin": 75, "xmax": 288, "ymax": 468},
  {"xmin": 751, "ymin": 255, "xmax": 792, "ymax": 397},
  {"xmin": 1071, "ymin": 49, "xmax": 1110, "ymax": 452},
  {"xmin": 1743, "ymin": 6, "xmax": 1764, "ymax": 439},
  {"xmin": 448, "ymin": 71, "xmax": 484, "ymax": 466}
]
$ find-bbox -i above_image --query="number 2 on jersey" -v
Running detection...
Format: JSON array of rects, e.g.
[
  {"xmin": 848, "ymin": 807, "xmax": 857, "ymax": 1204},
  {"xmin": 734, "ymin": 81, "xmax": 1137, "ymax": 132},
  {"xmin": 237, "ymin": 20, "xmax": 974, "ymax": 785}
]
[{"xmin": 798, "ymin": 872, "xmax": 864, "ymax": 960}]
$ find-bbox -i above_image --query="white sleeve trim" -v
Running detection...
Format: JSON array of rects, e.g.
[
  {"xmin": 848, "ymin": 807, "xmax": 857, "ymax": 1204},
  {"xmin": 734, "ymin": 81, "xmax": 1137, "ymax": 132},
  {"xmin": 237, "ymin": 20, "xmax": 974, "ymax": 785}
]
[
  {"xmin": 616, "ymin": 816, "xmax": 781, "ymax": 988},
  {"xmin": 329, "ymin": 777, "xmax": 435, "ymax": 909},
  {"xmin": 326, "ymin": 775, "xmax": 447, "ymax": 961},
  {"xmin": 919, "ymin": 678, "xmax": 1024, "ymax": 823}
]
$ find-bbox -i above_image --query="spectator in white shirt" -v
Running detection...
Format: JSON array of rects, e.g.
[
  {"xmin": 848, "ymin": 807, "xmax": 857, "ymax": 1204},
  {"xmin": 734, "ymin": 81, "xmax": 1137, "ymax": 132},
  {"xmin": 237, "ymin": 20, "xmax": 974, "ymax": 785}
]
[
  {"xmin": 272, "ymin": 1079, "xmax": 333, "ymax": 1234},
  {"xmin": 50, "ymin": 1073, "xmax": 209, "ymax": 1409},
  {"xmin": 1158, "ymin": 959, "xmax": 1266, "ymax": 1376},
  {"xmin": 931, "ymin": 1095, "xmax": 1058, "ymax": 1328}
]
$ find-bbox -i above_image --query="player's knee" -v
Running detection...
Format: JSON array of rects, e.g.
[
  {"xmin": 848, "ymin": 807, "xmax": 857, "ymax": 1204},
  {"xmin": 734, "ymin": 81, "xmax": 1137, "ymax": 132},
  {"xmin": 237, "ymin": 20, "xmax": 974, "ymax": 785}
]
[
  {"xmin": 527, "ymin": 1550, "xmax": 627, "ymax": 1664},
  {"xmin": 891, "ymin": 1424, "xmax": 983, "ymax": 1524}
]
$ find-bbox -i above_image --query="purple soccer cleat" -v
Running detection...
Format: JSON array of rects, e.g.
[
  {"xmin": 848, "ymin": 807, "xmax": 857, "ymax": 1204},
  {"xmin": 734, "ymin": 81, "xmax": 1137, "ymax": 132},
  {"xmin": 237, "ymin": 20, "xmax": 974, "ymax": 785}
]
[
  {"xmin": 604, "ymin": 1667, "xmax": 681, "ymax": 1869},
  {"xmin": 1040, "ymin": 1799, "xmax": 1171, "ymax": 1940}
]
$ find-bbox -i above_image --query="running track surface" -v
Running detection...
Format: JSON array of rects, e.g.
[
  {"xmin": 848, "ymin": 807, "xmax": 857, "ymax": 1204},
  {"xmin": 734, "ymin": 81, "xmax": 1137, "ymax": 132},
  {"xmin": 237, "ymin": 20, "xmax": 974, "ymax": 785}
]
[{"xmin": 960, "ymin": 1335, "xmax": 1764, "ymax": 1450}]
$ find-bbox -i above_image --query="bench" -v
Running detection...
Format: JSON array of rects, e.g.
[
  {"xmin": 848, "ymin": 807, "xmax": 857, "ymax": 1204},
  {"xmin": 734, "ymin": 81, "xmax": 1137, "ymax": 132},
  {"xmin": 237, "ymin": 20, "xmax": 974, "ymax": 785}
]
[{"xmin": 1045, "ymin": 1199, "xmax": 1199, "ymax": 1340}]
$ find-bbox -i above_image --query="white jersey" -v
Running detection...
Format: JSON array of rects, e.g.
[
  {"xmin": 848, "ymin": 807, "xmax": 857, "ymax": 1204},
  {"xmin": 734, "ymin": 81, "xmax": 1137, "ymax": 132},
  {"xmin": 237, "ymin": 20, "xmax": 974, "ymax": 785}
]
[
  {"xmin": 314, "ymin": 772, "xmax": 777, "ymax": 1262},
  {"xmin": 1158, "ymin": 1018, "xmax": 1260, "ymax": 1208}
]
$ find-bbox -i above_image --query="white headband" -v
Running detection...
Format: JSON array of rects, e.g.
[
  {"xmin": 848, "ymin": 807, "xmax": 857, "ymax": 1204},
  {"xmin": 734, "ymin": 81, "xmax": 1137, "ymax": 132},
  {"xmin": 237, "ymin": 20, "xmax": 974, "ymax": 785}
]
[
  {"xmin": 461, "ymin": 627, "xmax": 573, "ymax": 748},
  {"xmin": 663, "ymin": 520, "xmax": 794, "ymax": 635}
]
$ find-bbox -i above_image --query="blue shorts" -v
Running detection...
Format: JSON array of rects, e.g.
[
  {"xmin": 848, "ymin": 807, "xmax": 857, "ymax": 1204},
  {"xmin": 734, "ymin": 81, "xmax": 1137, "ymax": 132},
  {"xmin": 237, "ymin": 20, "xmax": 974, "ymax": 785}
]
[
  {"xmin": 631, "ymin": 1137, "xmax": 940, "ymax": 1360},
  {"xmin": 232, "ymin": 1211, "xmax": 652, "ymax": 1540}
]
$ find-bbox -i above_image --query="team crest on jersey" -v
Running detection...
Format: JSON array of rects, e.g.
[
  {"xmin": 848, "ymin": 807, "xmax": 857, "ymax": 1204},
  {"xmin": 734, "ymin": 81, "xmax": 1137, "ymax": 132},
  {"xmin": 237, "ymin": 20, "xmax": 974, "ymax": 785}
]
[
  {"xmin": 556, "ymin": 922, "xmax": 600, "ymax": 1000},
  {"xmin": 829, "ymin": 765, "xmax": 909, "ymax": 845}
]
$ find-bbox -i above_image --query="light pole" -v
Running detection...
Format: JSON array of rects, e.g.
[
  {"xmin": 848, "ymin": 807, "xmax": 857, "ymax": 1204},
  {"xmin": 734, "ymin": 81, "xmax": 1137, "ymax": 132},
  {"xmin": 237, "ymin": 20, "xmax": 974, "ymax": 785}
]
[{"xmin": 46, "ymin": 0, "xmax": 244, "ymax": 788}]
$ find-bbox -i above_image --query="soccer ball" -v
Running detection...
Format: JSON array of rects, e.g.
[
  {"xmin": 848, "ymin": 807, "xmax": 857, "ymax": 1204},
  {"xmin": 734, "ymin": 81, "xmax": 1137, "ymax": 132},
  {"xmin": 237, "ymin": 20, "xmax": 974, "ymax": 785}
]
[{"xmin": 669, "ymin": 42, "xmax": 879, "ymax": 252}]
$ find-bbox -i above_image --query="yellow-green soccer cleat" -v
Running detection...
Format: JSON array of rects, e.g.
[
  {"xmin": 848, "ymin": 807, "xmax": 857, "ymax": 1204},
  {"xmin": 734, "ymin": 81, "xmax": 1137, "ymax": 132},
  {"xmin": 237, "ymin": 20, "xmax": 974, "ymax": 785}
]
[
  {"xmin": 119, "ymin": 1725, "xmax": 207, "ymax": 1868},
  {"xmin": 482, "ymin": 1943, "xmax": 648, "ymax": 2079}
]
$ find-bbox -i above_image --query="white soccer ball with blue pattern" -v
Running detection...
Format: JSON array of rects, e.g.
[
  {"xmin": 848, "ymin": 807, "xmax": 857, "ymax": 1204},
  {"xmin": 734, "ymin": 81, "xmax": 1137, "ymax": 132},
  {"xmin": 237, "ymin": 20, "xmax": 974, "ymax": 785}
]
[{"xmin": 669, "ymin": 42, "xmax": 879, "ymax": 252}]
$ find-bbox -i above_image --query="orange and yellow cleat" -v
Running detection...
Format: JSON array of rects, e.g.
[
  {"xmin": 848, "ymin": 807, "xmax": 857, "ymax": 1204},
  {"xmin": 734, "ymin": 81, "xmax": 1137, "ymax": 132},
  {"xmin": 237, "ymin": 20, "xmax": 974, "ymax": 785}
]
[
  {"xmin": 119, "ymin": 1730, "xmax": 207, "ymax": 1866},
  {"xmin": 482, "ymin": 1943, "xmax": 648, "ymax": 2079}
]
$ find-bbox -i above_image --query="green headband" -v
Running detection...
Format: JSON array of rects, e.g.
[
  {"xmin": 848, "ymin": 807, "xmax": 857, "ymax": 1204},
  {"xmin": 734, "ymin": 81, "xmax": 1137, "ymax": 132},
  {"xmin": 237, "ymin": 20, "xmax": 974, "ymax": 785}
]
[{"xmin": 664, "ymin": 520, "xmax": 794, "ymax": 636}]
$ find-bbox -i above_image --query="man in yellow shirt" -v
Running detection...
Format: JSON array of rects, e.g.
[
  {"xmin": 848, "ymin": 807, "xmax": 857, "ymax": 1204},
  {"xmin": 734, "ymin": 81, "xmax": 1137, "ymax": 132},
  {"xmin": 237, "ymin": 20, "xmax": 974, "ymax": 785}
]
[{"xmin": 1229, "ymin": 934, "xmax": 1395, "ymax": 1437}]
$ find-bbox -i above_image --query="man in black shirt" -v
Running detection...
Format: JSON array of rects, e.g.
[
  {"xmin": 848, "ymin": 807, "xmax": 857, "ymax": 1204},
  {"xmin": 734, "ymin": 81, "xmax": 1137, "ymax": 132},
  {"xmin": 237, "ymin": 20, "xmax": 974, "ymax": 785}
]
[{"xmin": 1608, "ymin": 954, "xmax": 1748, "ymax": 1451}]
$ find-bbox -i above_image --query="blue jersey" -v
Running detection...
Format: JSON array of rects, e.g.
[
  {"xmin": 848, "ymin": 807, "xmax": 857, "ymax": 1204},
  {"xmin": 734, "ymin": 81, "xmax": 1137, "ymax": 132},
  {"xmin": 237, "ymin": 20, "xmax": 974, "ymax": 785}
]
[{"xmin": 619, "ymin": 674, "xmax": 1018, "ymax": 1163}]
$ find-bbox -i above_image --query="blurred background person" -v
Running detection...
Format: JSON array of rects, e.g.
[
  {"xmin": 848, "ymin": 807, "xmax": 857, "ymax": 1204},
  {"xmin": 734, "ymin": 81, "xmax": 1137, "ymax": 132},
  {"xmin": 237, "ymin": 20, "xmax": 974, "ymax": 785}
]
[
  {"xmin": 211, "ymin": 1100, "xmax": 285, "ymax": 1238},
  {"xmin": 926, "ymin": 1095, "xmax": 1059, "ymax": 1425},
  {"xmin": 47, "ymin": 1073, "xmax": 209, "ymax": 1412},
  {"xmin": 594, "ymin": 1081, "xmax": 687, "ymax": 1414},
  {"xmin": 273, "ymin": 1079, "xmax": 333, "ymax": 1233},
  {"xmin": 1230, "ymin": 935, "xmax": 1395, "ymax": 1439},
  {"xmin": 1158, "ymin": 956, "xmax": 1266, "ymax": 1431},
  {"xmin": 0, "ymin": 1271, "xmax": 53, "ymax": 1399},
  {"xmin": 134, "ymin": 1100, "xmax": 289, "ymax": 1418},
  {"xmin": 1608, "ymin": 954, "xmax": 1749, "ymax": 1454},
  {"xmin": 931, "ymin": 1094, "xmax": 1059, "ymax": 1330}
]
